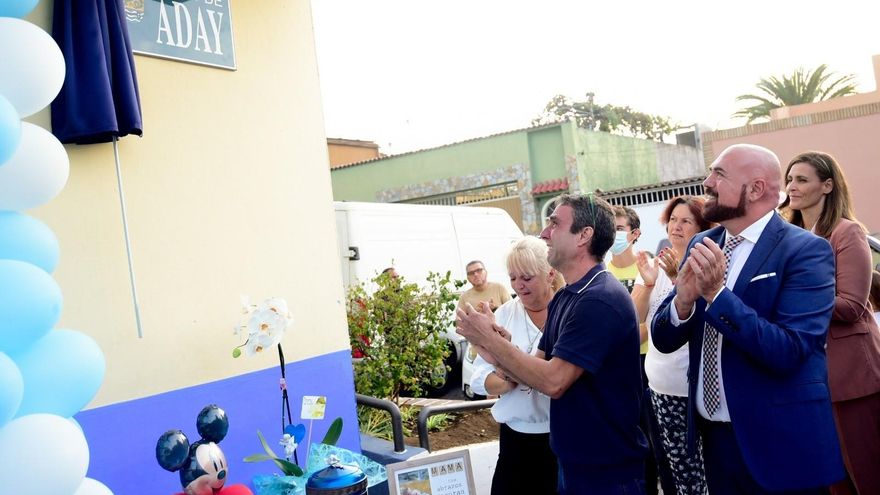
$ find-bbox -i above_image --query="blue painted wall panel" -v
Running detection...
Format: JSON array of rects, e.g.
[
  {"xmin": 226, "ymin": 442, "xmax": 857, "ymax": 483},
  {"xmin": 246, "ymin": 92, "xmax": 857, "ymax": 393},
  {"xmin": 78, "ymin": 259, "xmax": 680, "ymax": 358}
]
[{"xmin": 76, "ymin": 350, "xmax": 358, "ymax": 493}]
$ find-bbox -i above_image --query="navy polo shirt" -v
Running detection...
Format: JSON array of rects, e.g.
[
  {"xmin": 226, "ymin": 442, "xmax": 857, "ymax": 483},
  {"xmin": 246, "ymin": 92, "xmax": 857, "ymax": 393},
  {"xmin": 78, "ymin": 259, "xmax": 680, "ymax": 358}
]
[{"xmin": 538, "ymin": 263, "xmax": 647, "ymax": 473}]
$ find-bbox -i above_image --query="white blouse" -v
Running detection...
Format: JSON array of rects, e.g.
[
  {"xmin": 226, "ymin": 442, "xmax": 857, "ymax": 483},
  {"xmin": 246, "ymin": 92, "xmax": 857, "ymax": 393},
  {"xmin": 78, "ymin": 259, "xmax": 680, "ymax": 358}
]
[
  {"xmin": 469, "ymin": 298, "xmax": 551, "ymax": 434},
  {"xmin": 638, "ymin": 270, "xmax": 690, "ymax": 397}
]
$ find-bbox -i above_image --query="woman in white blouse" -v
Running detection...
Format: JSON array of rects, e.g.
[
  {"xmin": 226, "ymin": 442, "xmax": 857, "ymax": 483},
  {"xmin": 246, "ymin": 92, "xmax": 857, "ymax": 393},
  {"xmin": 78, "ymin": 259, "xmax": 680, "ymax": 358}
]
[
  {"xmin": 469, "ymin": 236, "xmax": 564, "ymax": 495},
  {"xmin": 631, "ymin": 195, "xmax": 712, "ymax": 495}
]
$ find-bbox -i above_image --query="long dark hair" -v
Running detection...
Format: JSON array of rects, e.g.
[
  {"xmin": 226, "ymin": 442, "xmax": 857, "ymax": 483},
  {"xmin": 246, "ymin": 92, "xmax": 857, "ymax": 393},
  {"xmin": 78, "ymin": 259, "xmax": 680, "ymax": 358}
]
[{"xmin": 780, "ymin": 151, "xmax": 861, "ymax": 238}]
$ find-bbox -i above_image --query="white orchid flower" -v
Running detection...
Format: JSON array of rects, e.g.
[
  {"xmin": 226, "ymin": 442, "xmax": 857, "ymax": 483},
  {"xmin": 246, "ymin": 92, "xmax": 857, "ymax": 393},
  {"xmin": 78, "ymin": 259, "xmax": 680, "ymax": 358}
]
[
  {"xmin": 279, "ymin": 433, "xmax": 298, "ymax": 459},
  {"xmin": 235, "ymin": 297, "xmax": 293, "ymax": 357},
  {"xmin": 248, "ymin": 308, "xmax": 286, "ymax": 336},
  {"xmin": 245, "ymin": 329, "xmax": 278, "ymax": 355},
  {"xmin": 260, "ymin": 297, "xmax": 292, "ymax": 319}
]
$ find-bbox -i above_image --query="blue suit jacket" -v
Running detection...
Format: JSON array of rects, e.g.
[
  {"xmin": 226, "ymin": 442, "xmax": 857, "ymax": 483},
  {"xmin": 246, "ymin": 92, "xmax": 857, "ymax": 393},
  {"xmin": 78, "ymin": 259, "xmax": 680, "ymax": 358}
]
[{"xmin": 651, "ymin": 213, "xmax": 844, "ymax": 491}]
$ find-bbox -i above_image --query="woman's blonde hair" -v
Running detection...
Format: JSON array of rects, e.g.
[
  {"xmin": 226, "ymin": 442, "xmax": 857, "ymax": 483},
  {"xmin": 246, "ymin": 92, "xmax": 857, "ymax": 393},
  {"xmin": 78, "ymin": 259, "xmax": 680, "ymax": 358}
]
[{"xmin": 506, "ymin": 236, "xmax": 565, "ymax": 292}]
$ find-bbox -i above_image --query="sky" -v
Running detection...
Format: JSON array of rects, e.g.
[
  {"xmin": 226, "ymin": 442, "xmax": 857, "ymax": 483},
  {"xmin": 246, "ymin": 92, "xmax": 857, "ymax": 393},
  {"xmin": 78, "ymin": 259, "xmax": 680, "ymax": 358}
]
[{"xmin": 311, "ymin": 1, "xmax": 880, "ymax": 155}]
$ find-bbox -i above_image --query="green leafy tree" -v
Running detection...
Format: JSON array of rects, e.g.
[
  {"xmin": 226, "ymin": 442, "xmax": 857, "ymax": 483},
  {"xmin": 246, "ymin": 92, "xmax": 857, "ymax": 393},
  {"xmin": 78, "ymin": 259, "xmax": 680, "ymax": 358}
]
[
  {"xmin": 734, "ymin": 64, "xmax": 859, "ymax": 123},
  {"xmin": 533, "ymin": 92, "xmax": 681, "ymax": 141},
  {"xmin": 346, "ymin": 270, "xmax": 462, "ymax": 404}
]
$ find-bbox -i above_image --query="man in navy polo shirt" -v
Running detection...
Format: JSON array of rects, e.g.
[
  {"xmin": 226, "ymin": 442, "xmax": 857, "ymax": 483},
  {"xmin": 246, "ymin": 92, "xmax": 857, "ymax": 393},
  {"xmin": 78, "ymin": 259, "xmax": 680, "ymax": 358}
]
[{"xmin": 457, "ymin": 194, "xmax": 647, "ymax": 494}]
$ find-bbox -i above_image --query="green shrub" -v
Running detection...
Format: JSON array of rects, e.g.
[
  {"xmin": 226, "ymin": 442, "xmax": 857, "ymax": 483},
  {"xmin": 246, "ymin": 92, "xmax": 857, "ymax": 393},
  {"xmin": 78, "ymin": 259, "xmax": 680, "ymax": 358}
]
[{"xmin": 347, "ymin": 270, "xmax": 462, "ymax": 403}]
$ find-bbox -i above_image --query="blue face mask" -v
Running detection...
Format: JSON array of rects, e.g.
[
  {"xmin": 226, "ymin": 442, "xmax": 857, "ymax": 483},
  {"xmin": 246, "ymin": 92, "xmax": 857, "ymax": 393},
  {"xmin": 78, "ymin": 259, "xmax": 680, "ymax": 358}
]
[{"xmin": 610, "ymin": 231, "xmax": 631, "ymax": 255}]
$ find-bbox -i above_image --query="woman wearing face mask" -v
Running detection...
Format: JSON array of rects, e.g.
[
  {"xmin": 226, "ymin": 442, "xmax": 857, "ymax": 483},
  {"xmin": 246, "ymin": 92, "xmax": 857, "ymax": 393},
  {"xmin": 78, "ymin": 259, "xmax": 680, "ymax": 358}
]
[
  {"xmin": 781, "ymin": 151, "xmax": 880, "ymax": 495},
  {"xmin": 468, "ymin": 236, "xmax": 565, "ymax": 495},
  {"xmin": 632, "ymin": 195, "xmax": 713, "ymax": 495}
]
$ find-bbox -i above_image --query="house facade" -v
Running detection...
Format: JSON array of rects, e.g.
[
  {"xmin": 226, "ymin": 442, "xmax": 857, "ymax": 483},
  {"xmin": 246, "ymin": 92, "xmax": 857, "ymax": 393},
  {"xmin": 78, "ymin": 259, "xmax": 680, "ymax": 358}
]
[{"xmin": 331, "ymin": 121, "xmax": 705, "ymax": 234}]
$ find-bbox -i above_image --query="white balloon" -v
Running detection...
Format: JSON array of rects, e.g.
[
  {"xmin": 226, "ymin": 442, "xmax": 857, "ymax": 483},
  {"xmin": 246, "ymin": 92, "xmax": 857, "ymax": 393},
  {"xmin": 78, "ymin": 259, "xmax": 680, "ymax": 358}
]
[
  {"xmin": 0, "ymin": 18, "xmax": 66, "ymax": 118},
  {"xmin": 74, "ymin": 478, "xmax": 114, "ymax": 495},
  {"xmin": 0, "ymin": 414, "xmax": 89, "ymax": 495},
  {"xmin": 0, "ymin": 122, "xmax": 69, "ymax": 211}
]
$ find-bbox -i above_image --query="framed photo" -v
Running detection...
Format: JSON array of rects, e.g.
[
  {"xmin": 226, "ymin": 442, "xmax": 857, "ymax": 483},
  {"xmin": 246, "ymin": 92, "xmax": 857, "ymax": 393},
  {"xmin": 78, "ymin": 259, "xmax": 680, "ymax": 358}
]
[{"xmin": 387, "ymin": 450, "xmax": 476, "ymax": 495}]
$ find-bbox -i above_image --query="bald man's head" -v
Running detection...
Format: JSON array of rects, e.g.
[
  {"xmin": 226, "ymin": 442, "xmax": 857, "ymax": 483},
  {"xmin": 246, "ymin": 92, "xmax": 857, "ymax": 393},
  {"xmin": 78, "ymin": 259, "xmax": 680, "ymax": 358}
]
[
  {"xmin": 722, "ymin": 144, "xmax": 781, "ymax": 201},
  {"xmin": 703, "ymin": 144, "xmax": 782, "ymax": 226}
]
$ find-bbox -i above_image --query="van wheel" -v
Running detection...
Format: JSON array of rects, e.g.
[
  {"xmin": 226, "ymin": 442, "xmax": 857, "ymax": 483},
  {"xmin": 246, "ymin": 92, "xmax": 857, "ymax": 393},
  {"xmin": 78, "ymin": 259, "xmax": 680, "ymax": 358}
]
[{"xmin": 425, "ymin": 343, "xmax": 460, "ymax": 398}]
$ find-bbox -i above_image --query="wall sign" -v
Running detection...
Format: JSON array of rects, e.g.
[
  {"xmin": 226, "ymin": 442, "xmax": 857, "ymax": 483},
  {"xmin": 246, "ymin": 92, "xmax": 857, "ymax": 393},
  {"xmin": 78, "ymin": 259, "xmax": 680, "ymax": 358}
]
[{"xmin": 124, "ymin": 0, "xmax": 236, "ymax": 70}]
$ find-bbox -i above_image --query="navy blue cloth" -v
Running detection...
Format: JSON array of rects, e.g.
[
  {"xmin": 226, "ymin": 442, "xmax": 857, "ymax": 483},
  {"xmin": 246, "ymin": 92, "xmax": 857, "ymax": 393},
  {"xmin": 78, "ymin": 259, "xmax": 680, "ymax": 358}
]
[
  {"xmin": 557, "ymin": 461, "xmax": 645, "ymax": 495},
  {"xmin": 538, "ymin": 264, "xmax": 648, "ymax": 482},
  {"xmin": 51, "ymin": 0, "xmax": 142, "ymax": 144},
  {"xmin": 698, "ymin": 418, "xmax": 829, "ymax": 495}
]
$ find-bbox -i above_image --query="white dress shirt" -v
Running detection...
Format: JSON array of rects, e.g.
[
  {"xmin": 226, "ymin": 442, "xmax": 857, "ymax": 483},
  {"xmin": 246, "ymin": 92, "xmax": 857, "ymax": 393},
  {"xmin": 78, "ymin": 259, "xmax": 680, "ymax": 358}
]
[{"xmin": 671, "ymin": 210, "xmax": 775, "ymax": 421}]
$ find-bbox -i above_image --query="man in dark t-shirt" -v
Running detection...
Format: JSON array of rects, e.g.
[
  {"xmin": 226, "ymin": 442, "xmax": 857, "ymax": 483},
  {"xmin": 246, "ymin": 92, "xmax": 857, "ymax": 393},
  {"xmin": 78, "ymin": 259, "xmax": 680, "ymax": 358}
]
[{"xmin": 457, "ymin": 194, "xmax": 647, "ymax": 494}]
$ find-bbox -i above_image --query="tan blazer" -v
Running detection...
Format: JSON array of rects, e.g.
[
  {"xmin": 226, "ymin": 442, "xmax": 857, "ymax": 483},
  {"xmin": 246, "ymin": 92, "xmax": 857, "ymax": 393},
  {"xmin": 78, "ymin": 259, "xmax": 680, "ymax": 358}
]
[{"xmin": 826, "ymin": 218, "xmax": 880, "ymax": 402}]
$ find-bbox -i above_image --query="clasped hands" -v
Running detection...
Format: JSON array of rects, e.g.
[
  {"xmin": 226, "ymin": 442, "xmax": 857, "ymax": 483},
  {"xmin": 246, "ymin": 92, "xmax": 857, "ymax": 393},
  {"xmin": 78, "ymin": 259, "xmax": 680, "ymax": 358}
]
[
  {"xmin": 674, "ymin": 238, "xmax": 728, "ymax": 317},
  {"xmin": 455, "ymin": 301, "xmax": 511, "ymax": 367},
  {"xmin": 636, "ymin": 247, "xmax": 681, "ymax": 287}
]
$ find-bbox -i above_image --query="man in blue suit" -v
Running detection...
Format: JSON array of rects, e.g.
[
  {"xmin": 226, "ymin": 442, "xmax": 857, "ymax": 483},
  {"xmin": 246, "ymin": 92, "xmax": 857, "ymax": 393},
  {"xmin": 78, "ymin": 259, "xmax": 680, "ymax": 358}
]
[{"xmin": 652, "ymin": 144, "xmax": 844, "ymax": 494}]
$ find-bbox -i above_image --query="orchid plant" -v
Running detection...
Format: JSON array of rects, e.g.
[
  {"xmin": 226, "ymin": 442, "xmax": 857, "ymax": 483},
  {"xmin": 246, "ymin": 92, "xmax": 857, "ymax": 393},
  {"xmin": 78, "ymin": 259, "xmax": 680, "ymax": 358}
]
[
  {"xmin": 232, "ymin": 296, "xmax": 292, "ymax": 358},
  {"xmin": 232, "ymin": 297, "xmax": 351, "ymax": 483}
]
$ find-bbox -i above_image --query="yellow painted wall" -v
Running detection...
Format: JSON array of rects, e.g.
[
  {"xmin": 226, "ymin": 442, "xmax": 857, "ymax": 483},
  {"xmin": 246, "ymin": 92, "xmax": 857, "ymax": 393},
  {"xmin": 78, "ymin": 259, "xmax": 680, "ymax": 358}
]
[{"xmin": 25, "ymin": 0, "xmax": 349, "ymax": 408}]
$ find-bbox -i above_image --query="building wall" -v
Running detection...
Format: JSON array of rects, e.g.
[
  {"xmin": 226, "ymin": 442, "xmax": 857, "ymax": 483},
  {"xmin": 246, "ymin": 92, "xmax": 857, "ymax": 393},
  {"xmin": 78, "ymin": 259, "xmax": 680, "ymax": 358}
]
[
  {"xmin": 576, "ymin": 129, "xmax": 659, "ymax": 191},
  {"xmin": 328, "ymin": 139, "xmax": 381, "ymax": 168},
  {"xmin": 574, "ymin": 129, "xmax": 703, "ymax": 192},
  {"xmin": 331, "ymin": 129, "xmax": 533, "ymax": 201},
  {"xmin": 331, "ymin": 123, "xmax": 705, "ymax": 234},
  {"xmin": 527, "ymin": 126, "xmax": 566, "ymax": 184},
  {"xmin": 703, "ymin": 103, "xmax": 880, "ymax": 234},
  {"xmin": 25, "ymin": 1, "xmax": 357, "ymax": 492}
]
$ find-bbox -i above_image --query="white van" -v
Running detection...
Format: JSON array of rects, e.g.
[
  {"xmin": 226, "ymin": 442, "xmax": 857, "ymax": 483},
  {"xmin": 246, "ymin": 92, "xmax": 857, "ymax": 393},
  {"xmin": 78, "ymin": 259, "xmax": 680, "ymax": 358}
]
[{"xmin": 334, "ymin": 201, "xmax": 523, "ymax": 394}]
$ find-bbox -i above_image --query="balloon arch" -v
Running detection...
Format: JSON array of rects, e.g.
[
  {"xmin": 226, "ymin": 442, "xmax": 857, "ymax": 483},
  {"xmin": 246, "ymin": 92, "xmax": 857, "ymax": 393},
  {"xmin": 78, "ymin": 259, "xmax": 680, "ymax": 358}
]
[{"xmin": 0, "ymin": 1, "xmax": 111, "ymax": 494}]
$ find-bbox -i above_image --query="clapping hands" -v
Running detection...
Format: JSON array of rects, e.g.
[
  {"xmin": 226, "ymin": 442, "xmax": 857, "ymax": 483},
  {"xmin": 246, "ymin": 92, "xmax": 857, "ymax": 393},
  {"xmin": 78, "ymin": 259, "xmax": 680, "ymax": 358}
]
[
  {"xmin": 657, "ymin": 247, "xmax": 681, "ymax": 281},
  {"xmin": 636, "ymin": 251, "xmax": 659, "ymax": 287},
  {"xmin": 456, "ymin": 301, "xmax": 510, "ymax": 366}
]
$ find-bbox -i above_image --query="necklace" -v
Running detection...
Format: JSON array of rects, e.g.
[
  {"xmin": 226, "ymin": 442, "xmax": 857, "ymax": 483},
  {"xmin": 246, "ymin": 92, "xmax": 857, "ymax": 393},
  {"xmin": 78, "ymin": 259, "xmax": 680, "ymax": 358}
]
[{"xmin": 522, "ymin": 303, "xmax": 544, "ymax": 354}]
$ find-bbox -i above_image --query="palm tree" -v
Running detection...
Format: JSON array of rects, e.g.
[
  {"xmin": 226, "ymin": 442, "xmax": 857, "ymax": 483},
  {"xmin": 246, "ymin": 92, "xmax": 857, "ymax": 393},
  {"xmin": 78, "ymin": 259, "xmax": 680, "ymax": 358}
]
[{"xmin": 734, "ymin": 64, "xmax": 858, "ymax": 123}]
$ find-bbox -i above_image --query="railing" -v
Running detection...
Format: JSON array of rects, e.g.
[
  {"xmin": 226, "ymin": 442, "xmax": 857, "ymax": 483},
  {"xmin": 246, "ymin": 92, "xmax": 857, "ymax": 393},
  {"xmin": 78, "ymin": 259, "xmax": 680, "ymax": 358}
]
[
  {"xmin": 355, "ymin": 393, "xmax": 407, "ymax": 454},
  {"xmin": 416, "ymin": 399, "xmax": 497, "ymax": 451}
]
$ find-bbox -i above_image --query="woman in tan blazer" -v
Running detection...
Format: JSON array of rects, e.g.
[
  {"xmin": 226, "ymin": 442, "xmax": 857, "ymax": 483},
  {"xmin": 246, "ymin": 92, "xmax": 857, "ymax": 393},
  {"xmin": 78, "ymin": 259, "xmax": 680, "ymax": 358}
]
[{"xmin": 782, "ymin": 151, "xmax": 880, "ymax": 495}]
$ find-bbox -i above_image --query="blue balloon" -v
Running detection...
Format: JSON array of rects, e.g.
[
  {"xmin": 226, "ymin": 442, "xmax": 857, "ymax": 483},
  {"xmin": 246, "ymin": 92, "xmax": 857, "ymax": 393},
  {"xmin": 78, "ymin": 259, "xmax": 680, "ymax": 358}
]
[
  {"xmin": 0, "ymin": 351, "xmax": 23, "ymax": 428},
  {"xmin": 13, "ymin": 329, "xmax": 106, "ymax": 418},
  {"xmin": 0, "ymin": 211, "xmax": 59, "ymax": 273},
  {"xmin": 0, "ymin": 0, "xmax": 39, "ymax": 18},
  {"xmin": 0, "ymin": 94, "xmax": 21, "ymax": 165},
  {"xmin": 0, "ymin": 260, "xmax": 62, "ymax": 355}
]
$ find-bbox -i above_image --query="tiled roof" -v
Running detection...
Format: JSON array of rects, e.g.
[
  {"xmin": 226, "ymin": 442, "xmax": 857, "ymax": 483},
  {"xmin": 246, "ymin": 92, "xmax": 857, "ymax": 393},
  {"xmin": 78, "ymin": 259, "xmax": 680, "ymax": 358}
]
[
  {"xmin": 595, "ymin": 176, "xmax": 706, "ymax": 196},
  {"xmin": 531, "ymin": 177, "xmax": 569, "ymax": 196}
]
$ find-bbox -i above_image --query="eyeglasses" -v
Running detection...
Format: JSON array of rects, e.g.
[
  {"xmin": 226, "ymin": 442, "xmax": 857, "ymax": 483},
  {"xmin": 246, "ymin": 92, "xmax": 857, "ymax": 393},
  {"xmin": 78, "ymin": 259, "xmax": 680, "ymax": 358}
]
[{"xmin": 466, "ymin": 268, "xmax": 485, "ymax": 276}]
